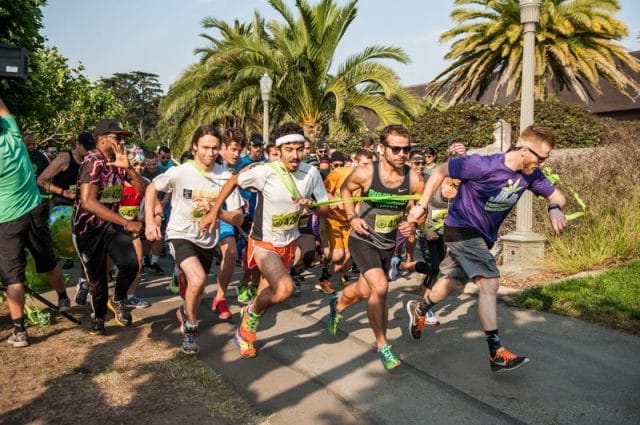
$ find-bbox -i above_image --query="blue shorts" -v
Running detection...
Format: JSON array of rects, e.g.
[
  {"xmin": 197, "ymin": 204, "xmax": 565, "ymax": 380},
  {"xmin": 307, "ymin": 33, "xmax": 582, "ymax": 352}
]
[{"xmin": 219, "ymin": 220, "xmax": 235, "ymax": 241}]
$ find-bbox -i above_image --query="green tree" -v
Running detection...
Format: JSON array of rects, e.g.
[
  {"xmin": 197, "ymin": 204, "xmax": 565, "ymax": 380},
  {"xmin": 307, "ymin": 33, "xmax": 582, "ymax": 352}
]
[
  {"xmin": 162, "ymin": 0, "xmax": 420, "ymax": 152},
  {"xmin": 100, "ymin": 71, "xmax": 163, "ymax": 144},
  {"xmin": 430, "ymin": 0, "xmax": 640, "ymax": 105}
]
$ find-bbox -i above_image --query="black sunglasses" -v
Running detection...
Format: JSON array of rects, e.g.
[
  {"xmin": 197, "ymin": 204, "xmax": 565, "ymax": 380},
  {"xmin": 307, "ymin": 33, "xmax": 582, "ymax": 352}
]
[
  {"xmin": 525, "ymin": 146, "xmax": 549, "ymax": 163},
  {"xmin": 385, "ymin": 144, "xmax": 411, "ymax": 155},
  {"xmin": 106, "ymin": 133, "xmax": 126, "ymax": 142},
  {"xmin": 331, "ymin": 162, "xmax": 344, "ymax": 167}
]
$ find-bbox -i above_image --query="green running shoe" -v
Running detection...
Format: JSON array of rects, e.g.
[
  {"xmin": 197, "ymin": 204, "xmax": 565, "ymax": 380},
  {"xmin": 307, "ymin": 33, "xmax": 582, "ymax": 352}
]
[
  {"xmin": 236, "ymin": 284, "xmax": 251, "ymax": 304},
  {"xmin": 248, "ymin": 285, "xmax": 258, "ymax": 299},
  {"xmin": 327, "ymin": 296, "xmax": 343, "ymax": 336},
  {"xmin": 378, "ymin": 344, "xmax": 401, "ymax": 371},
  {"xmin": 169, "ymin": 273, "xmax": 180, "ymax": 295}
]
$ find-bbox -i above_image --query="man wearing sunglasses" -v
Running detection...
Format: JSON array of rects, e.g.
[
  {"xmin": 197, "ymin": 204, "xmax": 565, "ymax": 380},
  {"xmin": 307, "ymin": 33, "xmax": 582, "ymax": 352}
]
[
  {"xmin": 406, "ymin": 124, "xmax": 568, "ymax": 373},
  {"xmin": 327, "ymin": 125, "xmax": 424, "ymax": 371},
  {"xmin": 72, "ymin": 120, "xmax": 147, "ymax": 335}
]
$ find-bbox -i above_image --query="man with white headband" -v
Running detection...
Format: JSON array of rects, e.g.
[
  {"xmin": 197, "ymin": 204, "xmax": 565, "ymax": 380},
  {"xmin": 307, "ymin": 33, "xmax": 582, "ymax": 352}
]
[{"xmin": 201, "ymin": 122, "xmax": 329, "ymax": 359}]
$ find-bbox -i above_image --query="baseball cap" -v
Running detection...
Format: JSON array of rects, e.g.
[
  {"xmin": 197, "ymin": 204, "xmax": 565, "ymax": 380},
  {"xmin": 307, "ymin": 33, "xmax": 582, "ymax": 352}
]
[
  {"xmin": 410, "ymin": 153, "xmax": 425, "ymax": 162},
  {"xmin": 330, "ymin": 151, "xmax": 345, "ymax": 163},
  {"xmin": 93, "ymin": 119, "xmax": 133, "ymax": 138},
  {"xmin": 77, "ymin": 131, "xmax": 96, "ymax": 150},
  {"xmin": 249, "ymin": 133, "xmax": 264, "ymax": 146}
]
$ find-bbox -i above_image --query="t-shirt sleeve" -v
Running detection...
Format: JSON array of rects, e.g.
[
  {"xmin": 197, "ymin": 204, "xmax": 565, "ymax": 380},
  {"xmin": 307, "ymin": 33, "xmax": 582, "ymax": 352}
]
[
  {"xmin": 0, "ymin": 115, "xmax": 21, "ymax": 139},
  {"xmin": 448, "ymin": 155, "xmax": 488, "ymax": 181},
  {"xmin": 310, "ymin": 168, "xmax": 329, "ymax": 203},
  {"xmin": 225, "ymin": 187, "xmax": 244, "ymax": 211},
  {"xmin": 153, "ymin": 166, "xmax": 177, "ymax": 192},
  {"xmin": 79, "ymin": 158, "xmax": 104, "ymax": 185},
  {"xmin": 237, "ymin": 164, "xmax": 268, "ymax": 191},
  {"xmin": 528, "ymin": 169, "xmax": 556, "ymax": 198}
]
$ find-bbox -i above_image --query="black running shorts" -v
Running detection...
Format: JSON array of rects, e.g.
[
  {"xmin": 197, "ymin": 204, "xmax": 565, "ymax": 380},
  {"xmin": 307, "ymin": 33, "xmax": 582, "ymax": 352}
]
[
  {"xmin": 168, "ymin": 239, "xmax": 214, "ymax": 273},
  {"xmin": 348, "ymin": 236, "xmax": 394, "ymax": 275}
]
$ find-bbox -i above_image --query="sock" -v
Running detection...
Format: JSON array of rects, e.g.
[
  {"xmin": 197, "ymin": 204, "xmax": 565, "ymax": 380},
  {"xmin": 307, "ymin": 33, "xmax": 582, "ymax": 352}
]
[
  {"xmin": 151, "ymin": 254, "xmax": 160, "ymax": 265},
  {"xmin": 485, "ymin": 329, "xmax": 501, "ymax": 357},
  {"xmin": 416, "ymin": 295, "xmax": 436, "ymax": 316},
  {"xmin": 321, "ymin": 267, "xmax": 332, "ymax": 281},
  {"xmin": 13, "ymin": 318, "xmax": 25, "ymax": 333},
  {"xmin": 57, "ymin": 289, "xmax": 69, "ymax": 300}
]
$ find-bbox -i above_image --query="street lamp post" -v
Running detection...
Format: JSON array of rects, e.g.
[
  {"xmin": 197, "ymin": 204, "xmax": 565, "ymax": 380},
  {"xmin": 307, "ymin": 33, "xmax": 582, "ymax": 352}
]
[
  {"xmin": 501, "ymin": 0, "xmax": 546, "ymax": 272},
  {"xmin": 260, "ymin": 73, "xmax": 273, "ymax": 144}
]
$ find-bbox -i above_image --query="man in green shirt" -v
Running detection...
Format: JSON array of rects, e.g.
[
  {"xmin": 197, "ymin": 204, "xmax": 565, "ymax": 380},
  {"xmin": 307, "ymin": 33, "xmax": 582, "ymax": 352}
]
[{"xmin": 0, "ymin": 95, "xmax": 71, "ymax": 348}]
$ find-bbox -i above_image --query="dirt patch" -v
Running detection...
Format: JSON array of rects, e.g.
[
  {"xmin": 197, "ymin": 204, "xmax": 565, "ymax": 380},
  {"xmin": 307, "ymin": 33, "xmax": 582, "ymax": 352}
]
[{"xmin": 0, "ymin": 306, "xmax": 266, "ymax": 425}]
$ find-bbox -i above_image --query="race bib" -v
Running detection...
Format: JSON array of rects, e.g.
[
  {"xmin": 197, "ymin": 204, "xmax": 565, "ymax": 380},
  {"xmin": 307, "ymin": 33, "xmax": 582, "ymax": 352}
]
[
  {"xmin": 272, "ymin": 210, "xmax": 300, "ymax": 231},
  {"xmin": 119, "ymin": 206, "xmax": 140, "ymax": 220},
  {"xmin": 68, "ymin": 184, "xmax": 77, "ymax": 194},
  {"xmin": 374, "ymin": 213, "xmax": 403, "ymax": 234},
  {"xmin": 298, "ymin": 215, "xmax": 310, "ymax": 228},
  {"xmin": 100, "ymin": 185, "xmax": 123, "ymax": 203},
  {"xmin": 431, "ymin": 208, "xmax": 447, "ymax": 221},
  {"xmin": 191, "ymin": 188, "xmax": 218, "ymax": 221}
]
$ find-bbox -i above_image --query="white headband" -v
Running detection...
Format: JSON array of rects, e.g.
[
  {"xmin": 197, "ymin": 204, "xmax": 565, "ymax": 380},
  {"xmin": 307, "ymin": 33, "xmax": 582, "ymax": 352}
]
[{"xmin": 275, "ymin": 133, "xmax": 306, "ymax": 146}]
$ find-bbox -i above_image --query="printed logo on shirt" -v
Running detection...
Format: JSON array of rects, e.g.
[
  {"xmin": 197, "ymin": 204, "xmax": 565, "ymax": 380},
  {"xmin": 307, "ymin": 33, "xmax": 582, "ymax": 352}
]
[
  {"xmin": 191, "ymin": 189, "xmax": 219, "ymax": 221},
  {"xmin": 272, "ymin": 210, "xmax": 300, "ymax": 231},
  {"xmin": 99, "ymin": 185, "xmax": 123, "ymax": 204},
  {"xmin": 119, "ymin": 206, "xmax": 140, "ymax": 220},
  {"xmin": 485, "ymin": 178, "xmax": 524, "ymax": 212},
  {"xmin": 374, "ymin": 213, "xmax": 403, "ymax": 234}
]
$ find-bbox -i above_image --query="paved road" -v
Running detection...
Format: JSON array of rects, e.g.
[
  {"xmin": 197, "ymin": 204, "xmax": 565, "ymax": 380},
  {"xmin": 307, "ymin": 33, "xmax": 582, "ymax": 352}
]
[{"xmin": 46, "ymin": 258, "xmax": 640, "ymax": 425}]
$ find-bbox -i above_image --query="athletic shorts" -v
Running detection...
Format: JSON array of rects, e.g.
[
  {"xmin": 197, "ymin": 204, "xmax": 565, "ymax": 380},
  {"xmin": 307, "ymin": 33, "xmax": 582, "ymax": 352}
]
[
  {"xmin": 348, "ymin": 236, "xmax": 394, "ymax": 275},
  {"xmin": 246, "ymin": 237, "xmax": 295, "ymax": 270},
  {"xmin": 439, "ymin": 237, "xmax": 500, "ymax": 282},
  {"xmin": 326, "ymin": 219, "xmax": 351, "ymax": 251},
  {"xmin": 219, "ymin": 220, "xmax": 235, "ymax": 241},
  {"xmin": 168, "ymin": 239, "xmax": 214, "ymax": 273},
  {"xmin": 0, "ymin": 204, "xmax": 57, "ymax": 285}
]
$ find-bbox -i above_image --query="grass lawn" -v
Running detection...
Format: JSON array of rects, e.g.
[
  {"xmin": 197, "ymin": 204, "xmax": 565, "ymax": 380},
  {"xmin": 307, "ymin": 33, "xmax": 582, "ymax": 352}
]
[{"xmin": 513, "ymin": 261, "xmax": 640, "ymax": 334}]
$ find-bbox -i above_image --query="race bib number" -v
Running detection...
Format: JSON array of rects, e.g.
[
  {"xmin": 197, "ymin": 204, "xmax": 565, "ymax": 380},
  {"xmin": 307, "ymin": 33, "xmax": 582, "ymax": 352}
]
[
  {"xmin": 191, "ymin": 188, "xmax": 218, "ymax": 222},
  {"xmin": 119, "ymin": 206, "xmax": 140, "ymax": 220},
  {"xmin": 374, "ymin": 213, "xmax": 403, "ymax": 234},
  {"xmin": 272, "ymin": 210, "xmax": 300, "ymax": 231},
  {"xmin": 100, "ymin": 185, "xmax": 123, "ymax": 203}
]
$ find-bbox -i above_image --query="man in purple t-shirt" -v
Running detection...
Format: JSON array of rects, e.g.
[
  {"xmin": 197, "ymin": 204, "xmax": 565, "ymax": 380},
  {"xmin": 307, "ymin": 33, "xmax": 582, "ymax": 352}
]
[{"xmin": 406, "ymin": 125, "xmax": 568, "ymax": 373}]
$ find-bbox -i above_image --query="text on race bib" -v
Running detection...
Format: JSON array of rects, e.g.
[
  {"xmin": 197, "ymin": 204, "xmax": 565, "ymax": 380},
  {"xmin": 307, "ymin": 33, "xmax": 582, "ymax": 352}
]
[
  {"xmin": 119, "ymin": 206, "xmax": 140, "ymax": 220},
  {"xmin": 374, "ymin": 213, "xmax": 403, "ymax": 234},
  {"xmin": 272, "ymin": 210, "xmax": 300, "ymax": 231},
  {"xmin": 99, "ymin": 185, "xmax": 123, "ymax": 203}
]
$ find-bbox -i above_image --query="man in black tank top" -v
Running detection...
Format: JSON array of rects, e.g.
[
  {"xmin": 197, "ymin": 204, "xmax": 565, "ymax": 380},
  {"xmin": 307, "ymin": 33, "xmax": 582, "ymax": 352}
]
[
  {"xmin": 37, "ymin": 132, "xmax": 94, "ymax": 206},
  {"xmin": 326, "ymin": 125, "xmax": 424, "ymax": 371}
]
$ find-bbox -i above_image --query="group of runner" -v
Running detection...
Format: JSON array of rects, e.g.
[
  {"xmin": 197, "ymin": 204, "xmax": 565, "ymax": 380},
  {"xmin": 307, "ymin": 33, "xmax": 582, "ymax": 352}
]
[{"xmin": 1, "ymin": 91, "xmax": 569, "ymax": 373}]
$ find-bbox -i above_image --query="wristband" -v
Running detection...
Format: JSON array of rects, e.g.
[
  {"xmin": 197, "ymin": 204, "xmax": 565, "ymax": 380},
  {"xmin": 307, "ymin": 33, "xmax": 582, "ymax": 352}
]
[{"xmin": 548, "ymin": 203, "xmax": 562, "ymax": 212}]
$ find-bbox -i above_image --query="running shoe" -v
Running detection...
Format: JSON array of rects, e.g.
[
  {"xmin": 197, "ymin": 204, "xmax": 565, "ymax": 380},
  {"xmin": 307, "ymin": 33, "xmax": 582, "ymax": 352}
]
[
  {"xmin": 293, "ymin": 276, "xmax": 303, "ymax": 297},
  {"xmin": 314, "ymin": 279, "xmax": 335, "ymax": 294},
  {"xmin": 426, "ymin": 308, "xmax": 440, "ymax": 326},
  {"xmin": 248, "ymin": 285, "xmax": 258, "ymax": 299},
  {"xmin": 489, "ymin": 347, "xmax": 530, "ymax": 373},
  {"xmin": 124, "ymin": 295, "xmax": 151, "ymax": 309},
  {"xmin": 107, "ymin": 297, "xmax": 132, "ymax": 327},
  {"xmin": 58, "ymin": 297, "xmax": 71, "ymax": 312},
  {"xmin": 406, "ymin": 300, "xmax": 425, "ymax": 340},
  {"xmin": 236, "ymin": 284, "xmax": 251, "ymax": 304},
  {"xmin": 7, "ymin": 330, "xmax": 29, "ymax": 347},
  {"xmin": 89, "ymin": 317, "xmax": 105, "ymax": 335},
  {"xmin": 378, "ymin": 344, "xmax": 401, "ymax": 370},
  {"xmin": 239, "ymin": 304, "xmax": 260, "ymax": 344},
  {"xmin": 212, "ymin": 298, "xmax": 232, "ymax": 320},
  {"xmin": 234, "ymin": 328, "xmax": 256, "ymax": 358},
  {"xmin": 388, "ymin": 255, "xmax": 402, "ymax": 281},
  {"xmin": 169, "ymin": 273, "xmax": 180, "ymax": 295},
  {"xmin": 327, "ymin": 296, "xmax": 343, "ymax": 336},
  {"xmin": 176, "ymin": 306, "xmax": 199, "ymax": 354},
  {"xmin": 74, "ymin": 278, "xmax": 90, "ymax": 306},
  {"xmin": 149, "ymin": 262, "xmax": 164, "ymax": 275}
]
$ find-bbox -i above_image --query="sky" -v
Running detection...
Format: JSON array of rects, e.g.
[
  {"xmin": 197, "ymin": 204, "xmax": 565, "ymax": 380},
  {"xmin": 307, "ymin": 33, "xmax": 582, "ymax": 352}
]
[{"xmin": 42, "ymin": 0, "xmax": 640, "ymax": 92}]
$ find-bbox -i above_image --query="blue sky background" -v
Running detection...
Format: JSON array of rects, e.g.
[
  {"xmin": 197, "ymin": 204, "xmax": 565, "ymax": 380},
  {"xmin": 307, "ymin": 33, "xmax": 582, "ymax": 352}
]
[{"xmin": 42, "ymin": 0, "xmax": 640, "ymax": 92}]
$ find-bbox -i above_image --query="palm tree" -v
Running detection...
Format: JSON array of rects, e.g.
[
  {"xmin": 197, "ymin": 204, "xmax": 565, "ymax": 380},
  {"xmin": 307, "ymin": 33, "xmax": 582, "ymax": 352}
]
[
  {"xmin": 429, "ymin": 0, "xmax": 640, "ymax": 105},
  {"xmin": 161, "ymin": 0, "xmax": 421, "ymax": 150}
]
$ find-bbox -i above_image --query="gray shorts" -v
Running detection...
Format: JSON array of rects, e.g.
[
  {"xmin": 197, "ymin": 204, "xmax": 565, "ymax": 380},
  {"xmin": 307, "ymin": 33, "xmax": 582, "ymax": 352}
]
[{"xmin": 439, "ymin": 237, "xmax": 500, "ymax": 282}]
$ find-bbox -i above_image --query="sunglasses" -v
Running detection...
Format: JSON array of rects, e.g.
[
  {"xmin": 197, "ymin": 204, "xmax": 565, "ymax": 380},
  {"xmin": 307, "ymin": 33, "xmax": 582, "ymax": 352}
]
[
  {"xmin": 331, "ymin": 162, "xmax": 344, "ymax": 167},
  {"xmin": 385, "ymin": 144, "xmax": 411, "ymax": 155},
  {"xmin": 525, "ymin": 146, "xmax": 549, "ymax": 163},
  {"xmin": 317, "ymin": 150, "xmax": 327, "ymax": 154},
  {"xmin": 106, "ymin": 133, "xmax": 126, "ymax": 142}
]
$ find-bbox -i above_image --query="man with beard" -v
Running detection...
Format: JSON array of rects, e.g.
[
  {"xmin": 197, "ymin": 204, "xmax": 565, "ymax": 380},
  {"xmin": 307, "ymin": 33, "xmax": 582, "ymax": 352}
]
[
  {"xmin": 326, "ymin": 125, "xmax": 424, "ymax": 371},
  {"xmin": 405, "ymin": 125, "xmax": 568, "ymax": 373},
  {"xmin": 200, "ymin": 122, "xmax": 329, "ymax": 359},
  {"xmin": 145, "ymin": 125, "xmax": 243, "ymax": 354},
  {"xmin": 72, "ymin": 120, "xmax": 146, "ymax": 335}
]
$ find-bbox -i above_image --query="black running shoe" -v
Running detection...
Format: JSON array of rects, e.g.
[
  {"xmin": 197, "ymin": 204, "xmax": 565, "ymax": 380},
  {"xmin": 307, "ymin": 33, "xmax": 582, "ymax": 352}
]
[
  {"xmin": 90, "ymin": 317, "xmax": 106, "ymax": 335},
  {"xmin": 490, "ymin": 347, "xmax": 530, "ymax": 373},
  {"xmin": 107, "ymin": 298, "xmax": 132, "ymax": 326},
  {"xmin": 406, "ymin": 300, "xmax": 425, "ymax": 340}
]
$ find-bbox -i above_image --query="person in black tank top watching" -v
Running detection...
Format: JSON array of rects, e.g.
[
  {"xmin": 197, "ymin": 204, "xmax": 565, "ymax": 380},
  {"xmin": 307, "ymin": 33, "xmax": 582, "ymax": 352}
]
[{"xmin": 326, "ymin": 125, "xmax": 424, "ymax": 371}]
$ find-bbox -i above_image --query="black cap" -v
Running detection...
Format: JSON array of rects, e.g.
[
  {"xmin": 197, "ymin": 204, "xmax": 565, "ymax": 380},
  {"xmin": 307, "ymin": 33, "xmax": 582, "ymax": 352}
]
[
  {"xmin": 249, "ymin": 133, "xmax": 264, "ymax": 146},
  {"xmin": 77, "ymin": 132, "xmax": 96, "ymax": 150},
  {"xmin": 330, "ymin": 151, "xmax": 345, "ymax": 162},
  {"xmin": 93, "ymin": 119, "xmax": 133, "ymax": 138}
]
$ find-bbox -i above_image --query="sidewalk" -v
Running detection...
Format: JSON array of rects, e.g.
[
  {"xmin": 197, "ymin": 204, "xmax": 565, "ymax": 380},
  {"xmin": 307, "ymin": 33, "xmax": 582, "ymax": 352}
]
[{"xmin": 47, "ymin": 259, "xmax": 640, "ymax": 424}]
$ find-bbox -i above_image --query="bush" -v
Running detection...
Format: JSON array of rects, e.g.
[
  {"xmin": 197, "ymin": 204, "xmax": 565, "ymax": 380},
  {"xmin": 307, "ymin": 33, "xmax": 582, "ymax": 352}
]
[{"xmin": 410, "ymin": 98, "xmax": 605, "ymax": 158}]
